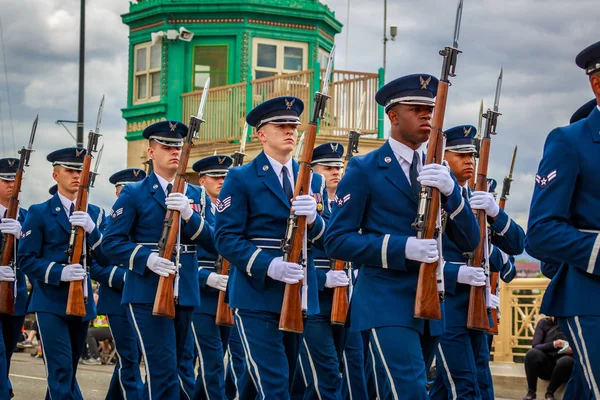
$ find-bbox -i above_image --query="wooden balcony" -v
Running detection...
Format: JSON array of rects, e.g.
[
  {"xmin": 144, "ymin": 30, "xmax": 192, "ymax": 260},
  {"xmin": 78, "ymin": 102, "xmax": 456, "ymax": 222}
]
[{"xmin": 180, "ymin": 67, "xmax": 384, "ymax": 153}]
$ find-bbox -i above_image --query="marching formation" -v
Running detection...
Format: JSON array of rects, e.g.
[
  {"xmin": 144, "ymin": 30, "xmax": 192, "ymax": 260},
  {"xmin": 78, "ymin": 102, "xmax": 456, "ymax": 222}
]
[{"xmin": 1, "ymin": 3, "xmax": 600, "ymax": 400}]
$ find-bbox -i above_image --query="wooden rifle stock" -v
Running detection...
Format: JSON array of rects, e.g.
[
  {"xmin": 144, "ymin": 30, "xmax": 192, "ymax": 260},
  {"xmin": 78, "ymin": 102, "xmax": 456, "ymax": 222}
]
[
  {"xmin": 413, "ymin": 83, "xmax": 449, "ymax": 321},
  {"xmin": 0, "ymin": 170, "xmax": 23, "ymax": 315},
  {"xmin": 152, "ymin": 144, "xmax": 191, "ymax": 318},
  {"xmin": 279, "ymin": 123, "xmax": 316, "ymax": 333},
  {"xmin": 215, "ymin": 257, "xmax": 234, "ymax": 327},
  {"xmin": 467, "ymin": 138, "xmax": 491, "ymax": 331},
  {"xmin": 330, "ymin": 259, "xmax": 349, "ymax": 325},
  {"xmin": 66, "ymin": 155, "xmax": 92, "ymax": 317}
]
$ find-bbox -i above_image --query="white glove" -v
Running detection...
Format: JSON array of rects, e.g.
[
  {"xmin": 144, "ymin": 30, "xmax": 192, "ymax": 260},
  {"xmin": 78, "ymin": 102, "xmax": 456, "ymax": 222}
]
[
  {"xmin": 146, "ymin": 253, "xmax": 176, "ymax": 277},
  {"xmin": 0, "ymin": 266, "xmax": 15, "ymax": 282},
  {"xmin": 206, "ymin": 272, "xmax": 229, "ymax": 292},
  {"xmin": 0, "ymin": 218, "xmax": 21, "ymax": 237},
  {"xmin": 60, "ymin": 264, "xmax": 86, "ymax": 282},
  {"xmin": 405, "ymin": 237, "xmax": 439, "ymax": 263},
  {"xmin": 69, "ymin": 211, "xmax": 96, "ymax": 234},
  {"xmin": 486, "ymin": 287, "xmax": 500, "ymax": 309},
  {"xmin": 417, "ymin": 164, "xmax": 455, "ymax": 196},
  {"xmin": 469, "ymin": 191, "xmax": 500, "ymax": 218},
  {"xmin": 267, "ymin": 257, "xmax": 304, "ymax": 284},
  {"xmin": 325, "ymin": 270, "xmax": 350, "ymax": 288},
  {"xmin": 457, "ymin": 265, "xmax": 486, "ymax": 286},
  {"xmin": 165, "ymin": 192, "xmax": 193, "ymax": 221},
  {"xmin": 292, "ymin": 195, "xmax": 317, "ymax": 225}
]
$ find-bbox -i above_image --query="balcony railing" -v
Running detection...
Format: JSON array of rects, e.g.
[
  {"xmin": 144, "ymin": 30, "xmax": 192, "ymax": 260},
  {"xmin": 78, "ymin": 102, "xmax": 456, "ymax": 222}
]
[
  {"xmin": 494, "ymin": 277, "xmax": 551, "ymax": 363},
  {"xmin": 181, "ymin": 67, "xmax": 383, "ymax": 144}
]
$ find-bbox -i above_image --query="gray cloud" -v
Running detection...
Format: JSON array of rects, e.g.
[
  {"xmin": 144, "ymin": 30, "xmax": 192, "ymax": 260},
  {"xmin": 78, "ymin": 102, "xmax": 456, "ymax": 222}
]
[{"xmin": 0, "ymin": 0, "xmax": 596, "ymax": 224}]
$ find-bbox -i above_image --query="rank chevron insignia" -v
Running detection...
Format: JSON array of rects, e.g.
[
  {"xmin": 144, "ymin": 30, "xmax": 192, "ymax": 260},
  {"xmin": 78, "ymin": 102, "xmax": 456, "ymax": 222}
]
[
  {"xmin": 216, "ymin": 196, "xmax": 232, "ymax": 212},
  {"xmin": 333, "ymin": 193, "xmax": 351, "ymax": 208},
  {"xmin": 535, "ymin": 170, "xmax": 557, "ymax": 188}
]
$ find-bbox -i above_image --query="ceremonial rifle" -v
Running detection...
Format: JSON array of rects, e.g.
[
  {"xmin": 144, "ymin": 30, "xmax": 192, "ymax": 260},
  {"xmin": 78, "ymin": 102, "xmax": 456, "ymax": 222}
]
[
  {"xmin": 66, "ymin": 97, "xmax": 104, "ymax": 316},
  {"xmin": 330, "ymin": 91, "xmax": 366, "ymax": 326},
  {"xmin": 0, "ymin": 116, "xmax": 37, "ymax": 315},
  {"xmin": 488, "ymin": 144, "xmax": 517, "ymax": 334},
  {"xmin": 467, "ymin": 68, "xmax": 503, "ymax": 331},
  {"xmin": 153, "ymin": 79, "xmax": 210, "ymax": 318},
  {"xmin": 468, "ymin": 100, "xmax": 484, "ymax": 190},
  {"xmin": 413, "ymin": 0, "xmax": 464, "ymax": 320},
  {"xmin": 215, "ymin": 122, "xmax": 248, "ymax": 327},
  {"xmin": 279, "ymin": 46, "xmax": 336, "ymax": 333}
]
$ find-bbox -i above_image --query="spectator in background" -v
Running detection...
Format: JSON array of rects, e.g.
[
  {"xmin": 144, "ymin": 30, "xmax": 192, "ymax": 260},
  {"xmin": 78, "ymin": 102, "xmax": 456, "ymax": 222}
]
[{"xmin": 523, "ymin": 316, "xmax": 574, "ymax": 400}]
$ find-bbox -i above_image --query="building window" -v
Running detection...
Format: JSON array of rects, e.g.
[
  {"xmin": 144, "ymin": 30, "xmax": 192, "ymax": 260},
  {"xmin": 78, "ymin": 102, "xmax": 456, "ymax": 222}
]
[
  {"xmin": 253, "ymin": 38, "xmax": 308, "ymax": 79},
  {"xmin": 193, "ymin": 45, "xmax": 229, "ymax": 89},
  {"xmin": 318, "ymin": 48, "xmax": 330, "ymax": 68},
  {"xmin": 133, "ymin": 42, "xmax": 161, "ymax": 104}
]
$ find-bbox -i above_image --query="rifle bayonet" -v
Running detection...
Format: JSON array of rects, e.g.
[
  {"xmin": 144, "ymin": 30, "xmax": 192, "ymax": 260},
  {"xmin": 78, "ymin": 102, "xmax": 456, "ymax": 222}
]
[
  {"xmin": 95, "ymin": 95, "xmax": 105, "ymax": 134},
  {"xmin": 89, "ymin": 144, "xmax": 104, "ymax": 188},
  {"xmin": 500, "ymin": 145, "xmax": 517, "ymax": 207},
  {"xmin": 493, "ymin": 68, "xmax": 503, "ymax": 112},
  {"xmin": 452, "ymin": 0, "xmax": 464, "ymax": 49},
  {"xmin": 232, "ymin": 122, "xmax": 248, "ymax": 167},
  {"xmin": 189, "ymin": 78, "xmax": 210, "ymax": 142},
  {"xmin": 295, "ymin": 132, "xmax": 305, "ymax": 161}
]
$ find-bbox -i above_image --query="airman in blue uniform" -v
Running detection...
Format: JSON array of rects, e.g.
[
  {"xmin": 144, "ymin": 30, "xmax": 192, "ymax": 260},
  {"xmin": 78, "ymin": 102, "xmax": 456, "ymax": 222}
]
[
  {"xmin": 18, "ymin": 147, "xmax": 105, "ymax": 399},
  {"xmin": 0, "ymin": 158, "xmax": 28, "ymax": 400},
  {"xmin": 429, "ymin": 126, "xmax": 525, "ymax": 400},
  {"xmin": 101, "ymin": 121, "xmax": 214, "ymax": 399},
  {"xmin": 90, "ymin": 168, "xmax": 146, "ymax": 400},
  {"xmin": 186, "ymin": 154, "xmax": 233, "ymax": 400},
  {"xmin": 526, "ymin": 39, "xmax": 600, "ymax": 396},
  {"xmin": 325, "ymin": 75, "xmax": 481, "ymax": 399},
  {"xmin": 292, "ymin": 142, "xmax": 345, "ymax": 399},
  {"xmin": 214, "ymin": 96, "xmax": 325, "ymax": 399}
]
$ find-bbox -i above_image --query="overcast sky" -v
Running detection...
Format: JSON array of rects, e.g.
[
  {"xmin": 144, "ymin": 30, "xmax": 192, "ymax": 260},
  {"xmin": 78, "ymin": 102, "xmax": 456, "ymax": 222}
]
[{"xmin": 0, "ymin": 0, "xmax": 596, "ymax": 229}]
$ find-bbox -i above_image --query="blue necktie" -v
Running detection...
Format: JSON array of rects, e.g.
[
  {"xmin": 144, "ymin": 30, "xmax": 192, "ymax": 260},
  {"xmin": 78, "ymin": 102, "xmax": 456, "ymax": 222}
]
[
  {"xmin": 410, "ymin": 151, "xmax": 421, "ymax": 199},
  {"xmin": 166, "ymin": 183, "xmax": 173, "ymax": 196},
  {"xmin": 69, "ymin": 203, "xmax": 75, "ymax": 217},
  {"xmin": 282, "ymin": 166, "xmax": 293, "ymax": 201}
]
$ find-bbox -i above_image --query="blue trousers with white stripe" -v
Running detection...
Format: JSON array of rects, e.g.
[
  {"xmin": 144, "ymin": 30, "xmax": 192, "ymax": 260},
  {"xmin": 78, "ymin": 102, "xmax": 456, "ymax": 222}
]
[
  {"xmin": 295, "ymin": 316, "xmax": 342, "ymax": 399},
  {"xmin": 126, "ymin": 303, "xmax": 193, "ymax": 400},
  {"xmin": 234, "ymin": 309, "xmax": 301, "ymax": 400},
  {"xmin": 368, "ymin": 326, "xmax": 436, "ymax": 400},
  {"xmin": 341, "ymin": 330, "xmax": 368, "ymax": 399},
  {"xmin": 190, "ymin": 312, "xmax": 230, "ymax": 400},
  {"xmin": 105, "ymin": 314, "xmax": 144, "ymax": 400},
  {"xmin": 0, "ymin": 315, "xmax": 24, "ymax": 400},
  {"xmin": 36, "ymin": 312, "xmax": 87, "ymax": 400},
  {"xmin": 559, "ymin": 316, "xmax": 600, "ymax": 399},
  {"xmin": 179, "ymin": 327, "xmax": 196, "ymax": 399},
  {"xmin": 225, "ymin": 324, "xmax": 255, "ymax": 400},
  {"xmin": 430, "ymin": 326, "xmax": 483, "ymax": 400}
]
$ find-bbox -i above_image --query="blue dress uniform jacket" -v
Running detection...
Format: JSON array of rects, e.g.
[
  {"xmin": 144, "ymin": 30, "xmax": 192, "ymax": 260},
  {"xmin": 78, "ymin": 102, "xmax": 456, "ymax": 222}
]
[
  {"xmin": 18, "ymin": 194, "xmax": 104, "ymax": 321},
  {"xmin": 324, "ymin": 141, "xmax": 480, "ymax": 335},
  {"xmin": 194, "ymin": 191, "xmax": 219, "ymax": 316},
  {"xmin": 526, "ymin": 106, "xmax": 600, "ymax": 318},
  {"xmin": 101, "ymin": 172, "xmax": 214, "ymax": 307},
  {"xmin": 91, "ymin": 251, "xmax": 126, "ymax": 316},
  {"xmin": 214, "ymin": 151, "xmax": 324, "ymax": 315}
]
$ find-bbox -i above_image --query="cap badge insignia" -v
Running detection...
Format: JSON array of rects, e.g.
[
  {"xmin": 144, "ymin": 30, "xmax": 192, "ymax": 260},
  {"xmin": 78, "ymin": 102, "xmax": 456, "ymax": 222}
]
[
  {"xmin": 330, "ymin": 143, "xmax": 339, "ymax": 152},
  {"xmin": 218, "ymin": 157, "xmax": 226, "ymax": 164},
  {"xmin": 169, "ymin": 121, "xmax": 178, "ymax": 131},
  {"xmin": 7, "ymin": 160, "xmax": 15, "ymax": 167},
  {"xmin": 75, "ymin": 149, "xmax": 84, "ymax": 157},
  {"xmin": 420, "ymin": 76, "xmax": 432, "ymax": 90},
  {"xmin": 132, "ymin": 170, "xmax": 140, "ymax": 177},
  {"xmin": 285, "ymin": 98, "xmax": 296, "ymax": 110},
  {"xmin": 463, "ymin": 126, "xmax": 472, "ymax": 137}
]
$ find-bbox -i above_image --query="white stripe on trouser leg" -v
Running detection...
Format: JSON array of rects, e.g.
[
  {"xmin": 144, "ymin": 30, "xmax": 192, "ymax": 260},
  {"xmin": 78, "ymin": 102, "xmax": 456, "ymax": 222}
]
[
  {"xmin": 178, "ymin": 375, "xmax": 191, "ymax": 400},
  {"xmin": 227, "ymin": 346, "xmax": 240, "ymax": 400},
  {"xmin": 566, "ymin": 319, "xmax": 592, "ymax": 390},
  {"xmin": 342, "ymin": 351, "xmax": 353, "ymax": 400},
  {"xmin": 368, "ymin": 343, "xmax": 381, "ymax": 400},
  {"xmin": 302, "ymin": 338, "xmax": 323, "ymax": 400},
  {"xmin": 232, "ymin": 317, "xmax": 258, "ymax": 392},
  {"xmin": 128, "ymin": 304, "xmax": 152, "ymax": 399},
  {"xmin": 191, "ymin": 322, "xmax": 211, "ymax": 400},
  {"xmin": 106, "ymin": 316, "xmax": 127, "ymax": 400},
  {"xmin": 371, "ymin": 329, "xmax": 399, "ymax": 400},
  {"xmin": 437, "ymin": 343, "xmax": 458, "ymax": 400},
  {"xmin": 35, "ymin": 313, "xmax": 53, "ymax": 400},
  {"xmin": 234, "ymin": 310, "xmax": 265, "ymax": 399},
  {"xmin": 299, "ymin": 354, "xmax": 308, "ymax": 386},
  {"xmin": 575, "ymin": 317, "xmax": 600, "ymax": 398}
]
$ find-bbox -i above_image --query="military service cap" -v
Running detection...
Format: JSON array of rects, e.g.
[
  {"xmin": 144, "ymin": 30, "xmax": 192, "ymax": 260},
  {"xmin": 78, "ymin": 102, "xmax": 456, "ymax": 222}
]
[
  {"xmin": 246, "ymin": 96, "xmax": 304, "ymax": 129},
  {"xmin": 46, "ymin": 147, "xmax": 86, "ymax": 170},
  {"xmin": 142, "ymin": 121, "xmax": 188, "ymax": 147},
  {"xmin": 49, "ymin": 185, "xmax": 58, "ymax": 195},
  {"xmin": 312, "ymin": 142, "xmax": 344, "ymax": 167},
  {"xmin": 576, "ymin": 41, "xmax": 600, "ymax": 75},
  {"xmin": 0, "ymin": 158, "xmax": 19, "ymax": 181},
  {"xmin": 570, "ymin": 99, "xmax": 597, "ymax": 124},
  {"xmin": 445, "ymin": 125, "xmax": 477, "ymax": 154},
  {"xmin": 109, "ymin": 168, "xmax": 146, "ymax": 187},
  {"xmin": 376, "ymin": 74, "xmax": 439, "ymax": 112},
  {"xmin": 192, "ymin": 155, "xmax": 233, "ymax": 177}
]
